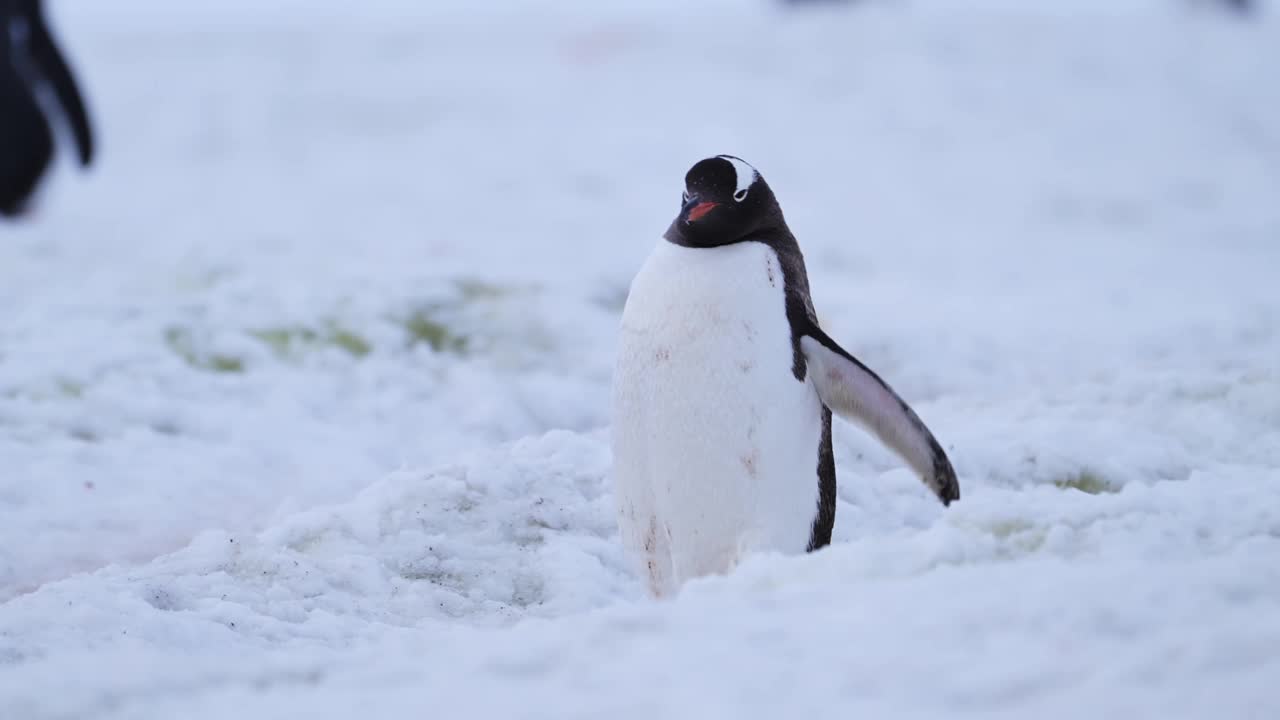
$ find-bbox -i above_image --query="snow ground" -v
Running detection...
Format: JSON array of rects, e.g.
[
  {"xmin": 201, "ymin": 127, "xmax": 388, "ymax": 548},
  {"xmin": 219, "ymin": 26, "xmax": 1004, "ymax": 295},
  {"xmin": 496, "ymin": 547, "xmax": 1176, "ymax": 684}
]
[{"xmin": 2, "ymin": 0, "xmax": 1279, "ymax": 717}]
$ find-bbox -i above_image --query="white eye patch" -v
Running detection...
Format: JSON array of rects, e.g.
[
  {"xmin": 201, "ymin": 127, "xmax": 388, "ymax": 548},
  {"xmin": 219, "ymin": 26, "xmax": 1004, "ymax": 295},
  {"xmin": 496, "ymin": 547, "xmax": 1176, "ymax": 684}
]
[{"xmin": 717, "ymin": 155, "xmax": 757, "ymax": 196}]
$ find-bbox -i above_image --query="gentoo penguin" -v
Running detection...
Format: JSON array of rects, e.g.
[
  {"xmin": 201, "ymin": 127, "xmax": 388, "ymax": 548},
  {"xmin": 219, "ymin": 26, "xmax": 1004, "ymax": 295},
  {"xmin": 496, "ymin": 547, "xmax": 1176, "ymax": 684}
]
[
  {"xmin": 0, "ymin": 0, "xmax": 94, "ymax": 218},
  {"xmin": 612, "ymin": 155, "xmax": 959, "ymax": 598}
]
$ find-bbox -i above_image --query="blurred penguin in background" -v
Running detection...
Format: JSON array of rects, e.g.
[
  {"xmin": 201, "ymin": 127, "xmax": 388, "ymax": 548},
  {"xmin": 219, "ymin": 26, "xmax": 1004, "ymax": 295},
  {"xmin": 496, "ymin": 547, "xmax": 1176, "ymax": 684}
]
[{"xmin": 1, "ymin": 0, "xmax": 93, "ymax": 219}]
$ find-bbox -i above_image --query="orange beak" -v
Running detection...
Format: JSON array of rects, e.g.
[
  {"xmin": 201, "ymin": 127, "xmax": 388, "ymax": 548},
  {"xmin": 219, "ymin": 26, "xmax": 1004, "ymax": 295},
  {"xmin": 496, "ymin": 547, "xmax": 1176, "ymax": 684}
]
[{"xmin": 687, "ymin": 202, "xmax": 718, "ymax": 222}]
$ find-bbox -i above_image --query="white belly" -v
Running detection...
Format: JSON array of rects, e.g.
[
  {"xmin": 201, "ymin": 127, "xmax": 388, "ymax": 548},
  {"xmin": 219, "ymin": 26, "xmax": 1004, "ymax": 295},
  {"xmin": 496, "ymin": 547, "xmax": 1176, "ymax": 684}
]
[{"xmin": 611, "ymin": 239, "xmax": 824, "ymax": 596}]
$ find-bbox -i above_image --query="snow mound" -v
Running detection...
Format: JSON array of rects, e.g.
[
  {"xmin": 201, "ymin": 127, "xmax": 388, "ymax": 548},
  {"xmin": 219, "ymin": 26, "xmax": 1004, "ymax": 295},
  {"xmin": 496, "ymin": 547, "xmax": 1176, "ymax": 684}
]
[{"xmin": 0, "ymin": 431, "xmax": 634, "ymax": 669}]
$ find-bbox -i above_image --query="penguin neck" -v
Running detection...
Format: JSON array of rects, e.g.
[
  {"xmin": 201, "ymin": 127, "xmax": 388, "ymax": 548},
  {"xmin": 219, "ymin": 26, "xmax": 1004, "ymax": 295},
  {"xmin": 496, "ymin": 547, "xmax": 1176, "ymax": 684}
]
[{"xmin": 663, "ymin": 222, "xmax": 798, "ymax": 253}]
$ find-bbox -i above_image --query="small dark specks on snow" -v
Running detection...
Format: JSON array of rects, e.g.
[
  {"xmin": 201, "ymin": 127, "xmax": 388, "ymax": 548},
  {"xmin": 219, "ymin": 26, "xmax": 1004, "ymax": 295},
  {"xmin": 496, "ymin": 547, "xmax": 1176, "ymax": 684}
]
[
  {"xmin": 654, "ymin": 346, "xmax": 671, "ymax": 362},
  {"xmin": 145, "ymin": 586, "xmax": 181, "ymax": 611}
]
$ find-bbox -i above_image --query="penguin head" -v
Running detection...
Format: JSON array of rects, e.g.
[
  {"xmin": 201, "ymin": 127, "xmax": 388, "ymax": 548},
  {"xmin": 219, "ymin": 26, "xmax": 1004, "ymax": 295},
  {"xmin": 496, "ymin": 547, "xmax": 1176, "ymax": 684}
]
[{"xmin": 664, "ymin": 155, "xmax": 786, "ymax": 248}]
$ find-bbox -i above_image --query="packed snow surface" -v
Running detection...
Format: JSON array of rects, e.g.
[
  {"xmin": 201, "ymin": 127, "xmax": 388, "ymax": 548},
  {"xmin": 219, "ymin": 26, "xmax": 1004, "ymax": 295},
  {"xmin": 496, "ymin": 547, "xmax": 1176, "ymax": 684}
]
[{"xmin": 2, "ymin": 1, "xmax": 1279, "ymax": 717}]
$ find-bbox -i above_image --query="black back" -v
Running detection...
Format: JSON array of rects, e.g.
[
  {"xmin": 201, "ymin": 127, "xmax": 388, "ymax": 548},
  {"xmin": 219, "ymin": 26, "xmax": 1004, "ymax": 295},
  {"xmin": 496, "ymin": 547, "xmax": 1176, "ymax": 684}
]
[
  {"xmin": 1, "ymin": 0, "xmax": 94, "ymax": 218},
  {"xmin": 665, "ymin": 155, "xmax": 837, "ymax": 551}
]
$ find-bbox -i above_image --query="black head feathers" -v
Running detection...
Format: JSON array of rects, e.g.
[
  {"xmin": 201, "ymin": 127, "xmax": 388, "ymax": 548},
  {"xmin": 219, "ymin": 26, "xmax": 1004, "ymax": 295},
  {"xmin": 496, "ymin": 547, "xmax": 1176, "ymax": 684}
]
[{"xmin": 664, "ymin": 155, "xmax": 788, "ymax": 249}]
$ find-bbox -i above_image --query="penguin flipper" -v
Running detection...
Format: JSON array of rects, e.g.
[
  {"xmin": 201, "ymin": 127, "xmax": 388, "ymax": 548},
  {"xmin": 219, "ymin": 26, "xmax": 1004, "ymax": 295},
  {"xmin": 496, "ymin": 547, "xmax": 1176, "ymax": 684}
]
[
  {"xmin": 799, "ymin": 329, "xmax": 960, "ymax": 506},
  {"xmin": 20, "ymin": 0, "xmax": 94, "ymax": 166}
]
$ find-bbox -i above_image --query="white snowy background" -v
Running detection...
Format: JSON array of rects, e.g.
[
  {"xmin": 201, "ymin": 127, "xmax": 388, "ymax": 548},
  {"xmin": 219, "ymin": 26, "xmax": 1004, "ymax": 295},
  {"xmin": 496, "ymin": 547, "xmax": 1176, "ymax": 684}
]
[{"xmin": 2, "ymin": 0, "xmax": 1279, "ymax": 717}]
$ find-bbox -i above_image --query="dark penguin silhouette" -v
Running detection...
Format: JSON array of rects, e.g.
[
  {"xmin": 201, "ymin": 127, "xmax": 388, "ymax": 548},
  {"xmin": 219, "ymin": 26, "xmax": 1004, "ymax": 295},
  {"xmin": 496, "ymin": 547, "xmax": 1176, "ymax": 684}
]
[{"xmin": 1, "ymin": 0, "xmax": 93, "ymax": 218}]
